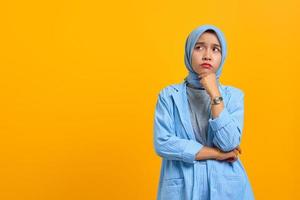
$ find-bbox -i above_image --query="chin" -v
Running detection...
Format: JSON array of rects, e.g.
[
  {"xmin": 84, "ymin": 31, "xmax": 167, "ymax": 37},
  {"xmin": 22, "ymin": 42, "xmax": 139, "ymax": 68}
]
[{"xmin": 201, "ymin": 67, "xmax": 213, "ymax": 72}]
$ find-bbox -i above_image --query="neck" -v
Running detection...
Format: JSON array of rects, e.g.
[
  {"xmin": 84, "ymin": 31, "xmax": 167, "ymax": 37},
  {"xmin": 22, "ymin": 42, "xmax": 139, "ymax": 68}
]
[
  {"xmin": 185, "ymin": 72, "xmax": 220, "ymax": 89},
  {"xmin": 185, "ymin": 72, "xmax": 203, "ymax": 89}
]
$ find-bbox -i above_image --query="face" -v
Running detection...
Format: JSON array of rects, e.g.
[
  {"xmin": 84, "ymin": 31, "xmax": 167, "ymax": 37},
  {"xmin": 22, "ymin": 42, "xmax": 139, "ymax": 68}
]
[{"xmin": 191, "ymin": 31, "xmax": 222, "ymax": 76}]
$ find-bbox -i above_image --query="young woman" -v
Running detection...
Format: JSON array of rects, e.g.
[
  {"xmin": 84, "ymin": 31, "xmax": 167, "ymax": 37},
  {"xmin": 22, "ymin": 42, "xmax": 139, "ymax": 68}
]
[{"xmin": 153, "ymin": 24, "xmax": 255, "ymax": 200}]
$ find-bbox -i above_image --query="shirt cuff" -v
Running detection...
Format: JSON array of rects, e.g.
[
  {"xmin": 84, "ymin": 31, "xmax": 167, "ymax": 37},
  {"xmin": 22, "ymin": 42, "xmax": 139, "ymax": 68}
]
[
  {"xmin": 209, "ymin": 107, "xmax": 232, "ymax": 131},
  {"xmin": 182, "ymin": 141, "xmax": 203, "ymax": 164}
]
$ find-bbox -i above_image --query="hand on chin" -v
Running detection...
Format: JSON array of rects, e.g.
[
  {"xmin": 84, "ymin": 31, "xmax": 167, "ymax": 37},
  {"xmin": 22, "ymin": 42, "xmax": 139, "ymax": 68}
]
[
  {"xmin": 197, "ymin": 69, "xmax": 217, "ymax": 94},
  {"xmin": 197, "ymin": 67, "xmax": 214, "ymax": 79}
]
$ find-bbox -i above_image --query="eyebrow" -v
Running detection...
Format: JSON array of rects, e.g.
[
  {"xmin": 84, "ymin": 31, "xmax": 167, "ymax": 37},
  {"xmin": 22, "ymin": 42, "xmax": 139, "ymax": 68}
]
[{"xmin": 195, "ymin": 42, "xmax": 221, "ymax": 48}]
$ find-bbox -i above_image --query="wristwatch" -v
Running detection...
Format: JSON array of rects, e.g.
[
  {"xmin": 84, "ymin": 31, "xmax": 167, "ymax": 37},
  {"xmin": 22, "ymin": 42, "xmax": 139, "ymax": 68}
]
[{"xmin": 211, "ymin": 96, "xmax": 223, "ymax": 105}]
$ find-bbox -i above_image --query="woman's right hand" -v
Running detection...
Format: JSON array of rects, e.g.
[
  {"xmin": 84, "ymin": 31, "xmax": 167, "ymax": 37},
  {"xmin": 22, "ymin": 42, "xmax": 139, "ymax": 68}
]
[{"xmin": 215, "ymin": 147, "xmax": 241, "ymax": 162}]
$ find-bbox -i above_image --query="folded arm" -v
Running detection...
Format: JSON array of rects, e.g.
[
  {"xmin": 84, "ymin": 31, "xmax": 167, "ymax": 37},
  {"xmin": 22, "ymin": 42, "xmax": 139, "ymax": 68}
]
[{"xmin": 209, "ymin": 90, "xmax": 245, "ymax": 152}]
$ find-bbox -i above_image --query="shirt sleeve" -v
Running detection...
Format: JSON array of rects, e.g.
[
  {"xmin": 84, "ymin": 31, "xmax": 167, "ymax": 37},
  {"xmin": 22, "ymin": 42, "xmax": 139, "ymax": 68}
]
[
  {"xmin": 153, "ymin": 90, "xmax": 203, "ymax": 164},
  {"xmin": 209, "ymin": 89, "xmax": 244, "ymax": 152}
]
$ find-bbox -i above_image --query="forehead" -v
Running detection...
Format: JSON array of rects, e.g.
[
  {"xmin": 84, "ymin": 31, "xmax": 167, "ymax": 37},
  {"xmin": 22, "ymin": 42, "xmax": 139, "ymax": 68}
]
[{"xmin": 196, "ymin": 32, "xmax": 221, "ymax": 45}]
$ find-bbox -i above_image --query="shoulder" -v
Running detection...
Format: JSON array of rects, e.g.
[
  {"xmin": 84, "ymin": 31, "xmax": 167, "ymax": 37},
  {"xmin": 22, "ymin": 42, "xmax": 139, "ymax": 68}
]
[
  {"xmin": 154, "ymin": 83, "xmax": 182, "ymax": 113},
  {"xmin": 221, "ymin": 84, "xmax": 244, "ymax": 100},
  {"xmin": 220, "ymin": 85, "xmax": 245, "ymax": 110},
  {"xmin": 157, "ymin": 82, "xmax": 183, "ymax": 98}
]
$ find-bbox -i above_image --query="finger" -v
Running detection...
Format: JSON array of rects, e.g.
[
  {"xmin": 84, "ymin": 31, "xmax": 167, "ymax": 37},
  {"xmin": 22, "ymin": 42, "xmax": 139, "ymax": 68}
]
[
  {"xmin": 234, "ymin": 146, "xmax": 240, "ymax": 154},
  {"xmin": 225, "ymin": 158, "xmax": 234, "ymax": 162},
  {"xmin": 236, "ymin": 146, "xmax": 242, "ymax": 154},
  {"xmin": 225, "ymin": 157, "xmax": 237, "ymax": 163},
  {"xmin": 227, "ymin": 152, "xmax": 236, "ymax": 160},
  {"xmin": 227, "ymin": 154, "xmax": 238, "ymax": 162},
  {"xmin": 233, "ymin": 149, "xmax": 239, "ymax": 157}
]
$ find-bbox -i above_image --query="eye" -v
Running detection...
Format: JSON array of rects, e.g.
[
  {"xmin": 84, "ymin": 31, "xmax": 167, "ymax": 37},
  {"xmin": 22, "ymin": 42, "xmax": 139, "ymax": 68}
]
[
  {"xmin": 195, "ymin": 46, "xmax": 203, "ymax": 50},
  {"xmin": 213, "ymin": 47, "xmax": 221, "ymax": 52}
]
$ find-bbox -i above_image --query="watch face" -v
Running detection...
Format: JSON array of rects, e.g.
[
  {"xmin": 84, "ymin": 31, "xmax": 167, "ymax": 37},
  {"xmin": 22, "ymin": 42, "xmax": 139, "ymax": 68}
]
[{"xmin": 213, "ymin": 97, "xmax": 223, "ymax": 105}]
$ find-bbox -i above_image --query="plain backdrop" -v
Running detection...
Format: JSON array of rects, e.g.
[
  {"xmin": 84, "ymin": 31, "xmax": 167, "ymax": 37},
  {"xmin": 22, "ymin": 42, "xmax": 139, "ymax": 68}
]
[{"xmin": 0, "ymin": 0, "xmax": 299, "ymax": 199}]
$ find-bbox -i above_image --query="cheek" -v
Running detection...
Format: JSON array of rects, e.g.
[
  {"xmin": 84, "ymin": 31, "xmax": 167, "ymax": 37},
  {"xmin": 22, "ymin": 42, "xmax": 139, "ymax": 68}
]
[
  {"xmin": 214, "ymin": 55, "xmax": 222, "ymax": 68},
  {"xmin": 192, "ymin": 52, "xmax": 201, "ymax": 64}
]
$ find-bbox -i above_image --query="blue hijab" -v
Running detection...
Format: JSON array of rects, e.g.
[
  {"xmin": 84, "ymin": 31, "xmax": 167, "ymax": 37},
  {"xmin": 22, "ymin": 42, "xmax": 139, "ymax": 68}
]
[{"xmin": 184, "ymin": 24, "xmax": 227, "ymax": 88}]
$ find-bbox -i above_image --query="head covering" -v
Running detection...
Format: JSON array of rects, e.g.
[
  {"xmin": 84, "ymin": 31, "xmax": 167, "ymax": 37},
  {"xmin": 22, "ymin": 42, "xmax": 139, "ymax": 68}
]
[{"xmin": 184, "ymin": 24, "xmax": 227, "ymax": 88}]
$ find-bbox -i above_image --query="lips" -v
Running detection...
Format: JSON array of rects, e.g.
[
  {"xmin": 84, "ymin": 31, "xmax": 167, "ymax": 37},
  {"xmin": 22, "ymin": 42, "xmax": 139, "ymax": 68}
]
[{"xmin": 200, "ymin": 63, "xmax": 212, "ymax": 69}]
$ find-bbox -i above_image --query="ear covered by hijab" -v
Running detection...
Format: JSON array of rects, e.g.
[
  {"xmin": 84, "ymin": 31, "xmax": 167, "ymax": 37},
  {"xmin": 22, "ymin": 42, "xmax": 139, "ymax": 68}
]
[{"xmin": 184, "ymin": 24, "xmax": 227, "ymax": 89}]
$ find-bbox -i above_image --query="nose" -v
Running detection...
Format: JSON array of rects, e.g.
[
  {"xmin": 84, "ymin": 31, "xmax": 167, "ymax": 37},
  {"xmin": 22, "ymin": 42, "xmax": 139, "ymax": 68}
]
[{"xmin": 202, "ymin": 49, "xmax": 211, "ymax": 61}]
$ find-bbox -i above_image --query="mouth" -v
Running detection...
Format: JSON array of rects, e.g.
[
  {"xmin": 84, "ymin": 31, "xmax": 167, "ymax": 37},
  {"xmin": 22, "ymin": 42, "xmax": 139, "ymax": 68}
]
[{"xmin": 200, "ymin": 63, "xmax": 212, "ymax": 69}]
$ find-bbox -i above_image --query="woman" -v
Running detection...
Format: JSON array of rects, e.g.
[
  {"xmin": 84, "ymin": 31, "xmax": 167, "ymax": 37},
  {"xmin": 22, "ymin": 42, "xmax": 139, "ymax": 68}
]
[{"xmin": 153, "ymin": 24, "xmax": 255, "ymax": 200}]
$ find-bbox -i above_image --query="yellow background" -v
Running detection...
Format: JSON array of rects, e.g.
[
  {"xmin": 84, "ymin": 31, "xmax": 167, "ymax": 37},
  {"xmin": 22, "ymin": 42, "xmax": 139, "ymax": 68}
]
[{"xmin": 0, "ymin": 0, "xmax": 299, "ymax": 199}]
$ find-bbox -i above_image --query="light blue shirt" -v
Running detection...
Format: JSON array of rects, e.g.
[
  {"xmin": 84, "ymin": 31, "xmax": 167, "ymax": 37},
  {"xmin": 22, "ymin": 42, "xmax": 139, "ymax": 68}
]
[{"xmin": 153, "ymin": 80, "xmax": 255, "ymax": 200}]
